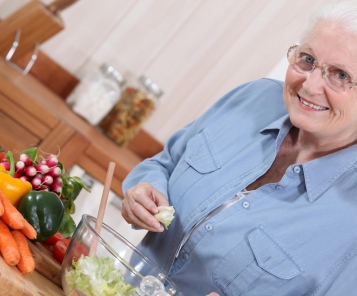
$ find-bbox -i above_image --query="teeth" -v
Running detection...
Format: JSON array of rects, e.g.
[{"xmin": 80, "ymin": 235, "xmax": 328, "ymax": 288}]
[{"xmin": 298, "ymin": 96, "xmax": 328, "ymax": 111}]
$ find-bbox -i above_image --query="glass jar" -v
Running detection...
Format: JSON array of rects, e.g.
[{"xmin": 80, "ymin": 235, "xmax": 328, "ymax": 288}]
[
  {"xmin": 98, "ymin": 76, "xmax": 163, "ymax": 147},
  {"xmin": 66, "ymin": 64, "xmax": 125, "ymax": 125}
]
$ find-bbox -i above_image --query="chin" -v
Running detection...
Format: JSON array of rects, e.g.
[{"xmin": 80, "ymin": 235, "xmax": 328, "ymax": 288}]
[{"xmin": 288, "ymin": 112, "xmax": 320, "ymax": 134}]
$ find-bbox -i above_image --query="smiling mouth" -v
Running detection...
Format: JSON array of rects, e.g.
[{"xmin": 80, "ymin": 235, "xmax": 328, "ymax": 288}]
[{"xmin": 298, "ymin": 95, "xmax": 329, "ymax": 111}]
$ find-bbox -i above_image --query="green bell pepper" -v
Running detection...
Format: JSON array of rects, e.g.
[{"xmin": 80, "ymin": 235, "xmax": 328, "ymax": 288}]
[{"xmin": 18, "ymin": 190, "xmax": 64, "ymax": 242}]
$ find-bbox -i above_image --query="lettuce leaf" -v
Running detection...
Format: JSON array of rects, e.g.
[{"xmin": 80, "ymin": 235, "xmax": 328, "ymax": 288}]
[
  {"xmin": 65, "ymin": 255, "xmax": 136, "ymax": 296},
  {"xmin": 154, "ymin": 206, "xmax": 175, "ymax": 230}
]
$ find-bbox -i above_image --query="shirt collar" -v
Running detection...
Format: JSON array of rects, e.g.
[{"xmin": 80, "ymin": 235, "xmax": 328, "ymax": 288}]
[
  {"xmin": 260, "ymin": 113, "xmax": 357, "ymax": 203},
  {"xmin": 260, "ymin": 113, "xmax": 291, "ymax": 132},
  {"xmin": 302, "ymin": 144, "xmax": 357, "ymax": 203}
]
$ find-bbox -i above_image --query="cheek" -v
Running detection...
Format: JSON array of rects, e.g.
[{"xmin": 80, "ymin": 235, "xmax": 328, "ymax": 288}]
[{"xmin": 284, "ymin": 66, "xmax": 303, "ymax": 91}]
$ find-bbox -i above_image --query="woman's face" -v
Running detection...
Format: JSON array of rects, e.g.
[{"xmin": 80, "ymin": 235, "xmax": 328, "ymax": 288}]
[{"xmin": 284, "ymin": 21, "xmax": 357, "ymax": 146}]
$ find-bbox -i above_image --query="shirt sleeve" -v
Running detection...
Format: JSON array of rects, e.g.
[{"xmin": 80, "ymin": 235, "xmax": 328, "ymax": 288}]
[{"xmin": 122, "ymin": 80, "xmax": 257, "ymax": 198}]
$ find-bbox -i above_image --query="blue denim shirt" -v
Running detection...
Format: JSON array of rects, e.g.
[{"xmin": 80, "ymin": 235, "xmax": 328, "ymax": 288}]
[{"xmin": 122, "ymin": 78, "xmax": 357, "ymax": 296}]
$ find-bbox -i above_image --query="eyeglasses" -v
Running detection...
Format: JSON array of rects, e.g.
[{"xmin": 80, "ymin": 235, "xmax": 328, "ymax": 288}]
[{"xmin": 286, "ymin": 44, "xmax": 357, "ymax": 92}]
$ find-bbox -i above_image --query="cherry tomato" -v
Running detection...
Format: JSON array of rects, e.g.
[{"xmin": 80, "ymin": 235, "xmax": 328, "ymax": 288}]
[
  {"xmin": 53, "ymin": 239, "xmax": 70, "ymax": 263},
  {"xmin": 72, "ymin": 242, "xmax": 89, "ymax": 262},
  {"xmin": 43, "ymin": 232, "xmax": 65, "ymax": 246}
]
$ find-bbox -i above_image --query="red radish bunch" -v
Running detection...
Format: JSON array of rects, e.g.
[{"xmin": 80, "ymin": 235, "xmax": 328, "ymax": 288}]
[{"xmin": 10, "ymin": 154, "xmax": 63, "ymax": 195}]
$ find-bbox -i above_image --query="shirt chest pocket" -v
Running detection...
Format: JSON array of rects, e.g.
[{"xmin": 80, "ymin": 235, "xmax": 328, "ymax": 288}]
[
  {"xmin": 213, "ymin": 225, "xmax": 304, "ymax": 296},
  {"xmin": 168, "ymin": 130, "xmax": 221, "ymax": 203}
]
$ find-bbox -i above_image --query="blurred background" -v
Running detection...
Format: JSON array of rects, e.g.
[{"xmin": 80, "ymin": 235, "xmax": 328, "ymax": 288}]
[
  {"xmin": 0, "ymin": 0, "xmax": 330, "ymax": 243},
  {"xmin": 0, "ymin": 0, "xmax": 330, "ymax": 144}
]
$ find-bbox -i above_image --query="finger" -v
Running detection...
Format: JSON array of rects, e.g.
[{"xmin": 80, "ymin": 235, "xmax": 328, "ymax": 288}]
[
  {"xmin": 122, "ymin": 196, "xmax": 164, "ymax": 232},
  {"xmin": 132, "ymin": 187, "xmax": 158, "ymax": 214}
]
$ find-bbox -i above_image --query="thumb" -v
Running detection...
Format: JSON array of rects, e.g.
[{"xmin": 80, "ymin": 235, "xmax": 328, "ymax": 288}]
[{"xmin": 151, "ymin": 186, "xmax": 170, "ymax": 207}]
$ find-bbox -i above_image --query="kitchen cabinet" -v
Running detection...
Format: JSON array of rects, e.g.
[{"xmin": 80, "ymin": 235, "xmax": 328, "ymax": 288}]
[{"xmin": 0, "ymin": 59, "xmax": 151, "ymax": 198}]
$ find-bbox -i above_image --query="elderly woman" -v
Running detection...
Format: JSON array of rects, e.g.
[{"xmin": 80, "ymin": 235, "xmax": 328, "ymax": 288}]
[{"xmin": 121, "ymin": 0, "xmax": 357, "ymax": 295}]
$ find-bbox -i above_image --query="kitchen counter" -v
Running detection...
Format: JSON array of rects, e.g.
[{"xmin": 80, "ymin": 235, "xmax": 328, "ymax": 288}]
[{"xmin": 0, "ymin": 255, "xmax": 64, "ymax": 295}]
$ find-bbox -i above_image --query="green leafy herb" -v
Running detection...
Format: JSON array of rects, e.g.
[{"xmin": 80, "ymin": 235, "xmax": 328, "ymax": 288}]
[{"xmin": 58, "ymin": 210, "xmax": 77, "ymax": 238}]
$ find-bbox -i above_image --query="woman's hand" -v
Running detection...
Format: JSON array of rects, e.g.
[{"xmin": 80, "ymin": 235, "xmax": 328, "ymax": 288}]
[
  {"xmin": 122, "ymin": 182, "xmax": 169, "ymax": 232},
  {"xmin": 206, "ymin": 293, "xmax": 220, "ymax": 296}
]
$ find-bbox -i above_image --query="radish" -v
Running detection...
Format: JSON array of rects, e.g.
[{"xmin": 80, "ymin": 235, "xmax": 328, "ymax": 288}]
[
  {"xmin": 35, "ymin": 163, "xmax": 49, "ymax": 174},
  {"xmin": 42, "ymin": 175, "xmax": 53, "ymax": 186},
  {"xmin": 35, "ymin": 173, "xmax": 44, "ymax": 182},
  {"xmin": 37, "ymin": 185, "xmax": 49, "ymax": 191},
  {"xmin": 50, "ymin": 182, "xmax": 62, "ymax": 195},
  {"xmin": 31, "ymin": 176, "xmax": 42, "ymax": 188},
  {"xmin": 14, "ymin": 171, "xmax": 23, "ymax": 178},
  {"xmin": 25, "ymin": 166, "xmax": 37, "ymax": 177},
  {"xmin": 20, "ymin": 176, "xmax": 30, "ymax": 182},
  {"xmin": 48, "ymin": 166, "xmax": 62, "ymax": 177},
  {"xmin": 0, "ymin": 162, "xmax": 10, "ymax": 171},
  {"xmin": 15, "ymin": 160, "xmax": 25, "ymax": 172},
  {"xmin": 46, "ymin": 155, "xmax": 59, "ymax": 167},
  {"xmin": 53, "ymin": 177, "xmax": 63, "ymax": 185},
  {"xmin": 19, "ymin": 154, "xmax": 33, "ymax": 166}
]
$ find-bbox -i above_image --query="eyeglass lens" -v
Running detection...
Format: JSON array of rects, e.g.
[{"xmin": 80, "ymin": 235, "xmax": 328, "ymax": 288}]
[{"xmin": 287, "ymin": 46, "xmax": 352, "ymax": 92}]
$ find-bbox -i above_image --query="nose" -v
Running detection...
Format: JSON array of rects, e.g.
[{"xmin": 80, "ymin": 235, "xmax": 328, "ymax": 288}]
[{"xmin": 302, "ymin": 66, "xmax": 325, "ymax": 95}]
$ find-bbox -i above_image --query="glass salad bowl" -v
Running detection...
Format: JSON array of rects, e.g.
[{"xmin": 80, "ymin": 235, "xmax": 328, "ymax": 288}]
[{"xmin": 61, "ymin": 214, "xmax": 184, "ymax": 296}]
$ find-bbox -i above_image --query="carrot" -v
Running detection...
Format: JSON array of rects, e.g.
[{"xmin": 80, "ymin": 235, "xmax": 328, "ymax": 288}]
[
  {"xmin": 11, "ymin": 230, "xmax": 35, "ymax": 274},
  {"xmin": 0, "ymin": 218, "xmax": 20, "ymax": 266},
  {"xmin": 0, "ymin": 197, "xmax": 3, "ymax": 216},
  {"xmin": 0, "ymin": 188, "xmax": 25, "ymax": 229},
  {"xmin": 20, "ymin": 219, "xmax": 37, "ymax": 240}
]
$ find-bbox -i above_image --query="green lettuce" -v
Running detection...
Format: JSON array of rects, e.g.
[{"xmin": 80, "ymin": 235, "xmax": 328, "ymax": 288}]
[{"xmin": 65, "ymin": 255, "xmax": 136, "ymax": 296}]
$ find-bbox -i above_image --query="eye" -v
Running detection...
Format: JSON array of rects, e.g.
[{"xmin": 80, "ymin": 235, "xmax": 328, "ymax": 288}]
[
  {"xmin": 295, "ymin": 52, "xmax": 315, "ymax": 71},
  {"xmin": 328, "ymin": 67, "xmax": 352, "ymax": 82},
  {"xmin": 301, "ymin": 54, "xmax": 315, "ymax": 64},
  {"xmin": 338, "ymin": 71, "xmax": 349, "ymax": 80}
]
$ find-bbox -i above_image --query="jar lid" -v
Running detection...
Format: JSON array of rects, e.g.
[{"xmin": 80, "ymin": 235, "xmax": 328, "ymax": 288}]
[
  {"xmin": 100, "ymin": 63, "xmax": 125, "ymax": 86},
  {"xmin": 139, "ymin": 76, "xmax": 164, "ymax": 98}
]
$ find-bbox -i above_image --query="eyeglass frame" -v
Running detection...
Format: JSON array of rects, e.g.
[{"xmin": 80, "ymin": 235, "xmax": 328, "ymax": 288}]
[{"xmin": 286, "ymin": 44, "xmax": 357, "ymax": 92}]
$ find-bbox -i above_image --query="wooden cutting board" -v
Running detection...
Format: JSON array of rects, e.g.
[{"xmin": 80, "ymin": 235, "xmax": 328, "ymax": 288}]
[
  {"xmin": 27, "ymin": 241, "xmax": 62, "ymax": 288},
  {"xmin": 0, "ymin": 253, "xmax": 64, "ymax": 295}
]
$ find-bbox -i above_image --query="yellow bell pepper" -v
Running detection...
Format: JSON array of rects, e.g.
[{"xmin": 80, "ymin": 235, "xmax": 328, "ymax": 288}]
[
  {"xmin": 0, "ymin": 172, "xmax": 32, "ymax": 206},
  {"xmin": 0, "ymin": 164, "xmax": 6, "ymax": 173}
]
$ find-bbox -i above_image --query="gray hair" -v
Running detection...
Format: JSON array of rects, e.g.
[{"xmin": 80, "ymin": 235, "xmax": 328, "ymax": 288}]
[{"xmin": 300, "ymin": 0, "xmax": 357, "ymax": 42}]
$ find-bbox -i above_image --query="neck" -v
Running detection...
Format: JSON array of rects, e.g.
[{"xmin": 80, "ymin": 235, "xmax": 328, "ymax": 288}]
[{"xmin": 292, "ymin": 127, "xmax": 357, "ymax": 163}]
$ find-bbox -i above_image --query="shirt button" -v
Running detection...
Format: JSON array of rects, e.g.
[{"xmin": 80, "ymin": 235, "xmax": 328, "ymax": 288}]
[
  {"xmin": 189, "ymin": 154, "xmax": 196, "ymax": 159},
  {"xmin": 293, "ymin": 166, "xmax": 301, "ymax": 174},
  {"xmin": 275, "ymin": 185, "xmax": 283, "ymax": 190},
  {"xmin": 182, "ymin": 253, "xmax": 189, "ymax": 260},
  {"xmin": 205, "ymin": 224, "xmax": 213, "ymax": 231},
  {"xmin": 242, "ymin": 201, "xmax": 250, "ymax": 208}
]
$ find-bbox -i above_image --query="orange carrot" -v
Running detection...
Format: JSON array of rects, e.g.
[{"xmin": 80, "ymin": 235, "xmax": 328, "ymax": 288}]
[
  {"xmin": 0, "ymin": 218, "xmax": 20, "ymax": 266},
  {"xmin": 20, "ymin": 219, "xmax": 37, "ymax": 240},
  {"xmin": 11, "ymin": 230, "xmax": 35, "ymax": 274},
  {"xmin": 0, "ymin": 188, "xmax": 25, "ymax": 229},
  {"xmin": 0, "ymin": 197, "xmax": 3, "ymax": 216}
]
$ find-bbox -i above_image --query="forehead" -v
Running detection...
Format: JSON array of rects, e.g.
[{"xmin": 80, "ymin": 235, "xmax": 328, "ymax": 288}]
[{"xmin": 301, "ymin": 21, "xmax": 357, "ymax": 66}]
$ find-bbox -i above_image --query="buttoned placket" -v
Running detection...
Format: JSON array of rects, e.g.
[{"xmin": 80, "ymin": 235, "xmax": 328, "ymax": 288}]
[{"xmin": 174, "ymin": 189, "xmax": 253, "ymax": 259}]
